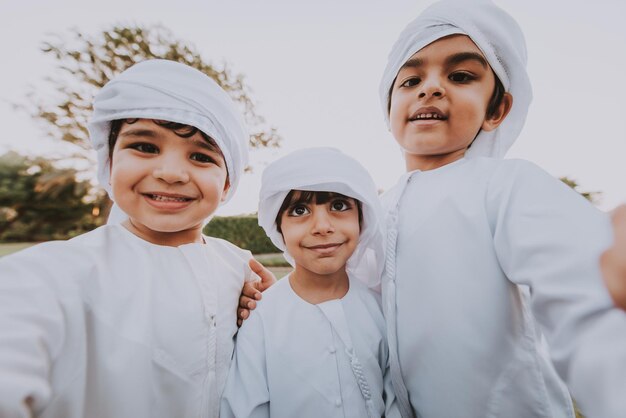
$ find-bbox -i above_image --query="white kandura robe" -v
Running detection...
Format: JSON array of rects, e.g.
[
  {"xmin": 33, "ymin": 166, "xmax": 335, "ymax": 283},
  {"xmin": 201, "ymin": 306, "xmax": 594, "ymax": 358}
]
[
  {"xmin": 221, "ymin": 276, "xmax": 400, "ymax": 418},
  {"xmin": 0, "ymin": 224, "xmax": 253, "ymax": 418},
  {"xmin": 382, "ymin": 157, "xmax": 624, "ymax": 418}
]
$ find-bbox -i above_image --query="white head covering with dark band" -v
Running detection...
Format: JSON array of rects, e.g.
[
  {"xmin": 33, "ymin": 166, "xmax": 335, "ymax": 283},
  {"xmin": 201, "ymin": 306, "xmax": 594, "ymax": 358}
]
[
  {"xmin": 88, "ymin": 59, "xmax": 249, "ymax": 207},
  {"xmin": 258, "ymin": 147, "xmax": 385, "ymax": 290},
  {"xmin": 379, "ymin": 0, "xmax": 532, "ymax": 158}
]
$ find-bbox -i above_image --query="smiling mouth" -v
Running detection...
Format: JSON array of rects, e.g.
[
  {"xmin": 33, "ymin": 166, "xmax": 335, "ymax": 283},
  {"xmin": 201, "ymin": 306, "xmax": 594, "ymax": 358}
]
[
  {"xmin": 410, "ymin": 112, "xmax": 447, "ymax": 121},
  {"xmin": 308, "ymin": 243, "xmax": 342, "ymax": 249},
  {"xmin": 409, "ymin": 107, "xmax": 448, "ymax": 122},
  {"xmin": 144, "ymin": 193, "xmax": 194, "ymax": 202},
  {"xmin": 305, "ymin": 242, "xmax": 344, "ymax": 255}
]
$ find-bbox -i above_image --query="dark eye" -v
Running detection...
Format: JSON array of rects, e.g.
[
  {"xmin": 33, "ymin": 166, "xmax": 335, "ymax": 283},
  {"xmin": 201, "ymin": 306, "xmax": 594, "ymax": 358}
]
[
  {"xmin": 190, "ymin": 153, "xmax": 216, "ymax": 164},
  {"xmin": 400, "ymin": 77, "xmax": 421, "ymax": 88},
  {"xmin": 130, "ymin": 143, "xmax": 159, "ymax": 154},
  {"xmin": 449, "ymin": 72, "xmax": 475, "ymax": 83},
  {"xmin": 330, "ymin": 199, "xmax": 351, "ymax": 212},
  {"xmin": 288, "ymin": 204, "xmax": 310, "ymax": 217}
]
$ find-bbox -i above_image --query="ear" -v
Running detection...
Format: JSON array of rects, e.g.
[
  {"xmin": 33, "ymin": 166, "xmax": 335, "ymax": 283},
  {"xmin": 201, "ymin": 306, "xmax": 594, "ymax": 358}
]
[
  {"xmin": 220, "ymin": 178, "xmax": 231, "ymax": 202},
  {"xmin": 482, "ymin": 92, "xmax": 513, "ymax": 132}
]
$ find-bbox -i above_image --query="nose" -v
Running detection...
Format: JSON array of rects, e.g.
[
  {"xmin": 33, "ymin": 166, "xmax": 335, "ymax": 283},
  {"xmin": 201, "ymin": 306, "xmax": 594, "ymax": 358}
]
[
  {"xmin": 153, "ymin": 156, "xmax": 190, "ymax": 184},
  {"xmin": 311, "ymin": 208, "xmax": 335, "ymax": 235},
  {"xmin": 418, "ymin": 75, "xmax": 445, "ymax": 99}
]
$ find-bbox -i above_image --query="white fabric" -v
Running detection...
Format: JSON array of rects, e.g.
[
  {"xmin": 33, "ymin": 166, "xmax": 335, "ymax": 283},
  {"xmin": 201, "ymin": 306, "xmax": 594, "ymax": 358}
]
[
  {"xmin": 382, "ymin": 157, "xmax": 624, "ymax": 418},
  {"xmin": 88, "ymin": 59, "xmax": 249, "ymax": 204},
  {"xmin": 258, "ymin": 147, "xmax": 385, "ymax": 290},
  {"xmin": 0, "ymin": 224, "xmax": 253, "ymax": 418},
  {"xmin": 379, "ymin": 0, "xmax": 532, "ymax": 158},
  {"xmin": 221, "ymin": 276, "xmax": 401, "ymax": 418}
]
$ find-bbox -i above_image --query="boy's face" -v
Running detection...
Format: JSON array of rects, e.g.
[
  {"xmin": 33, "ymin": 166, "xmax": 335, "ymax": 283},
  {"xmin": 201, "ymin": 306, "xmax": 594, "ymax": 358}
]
[
  {"xmin": 110, "ymin": 119, "xmax": 229, "ymax": 245},
  {"xmin": 389, "ymin": 35, "xmax": 511, "ymax": 171},
  {"xmin": 280, "ymin": 194, "xmax": 360, "ymax": 279}
]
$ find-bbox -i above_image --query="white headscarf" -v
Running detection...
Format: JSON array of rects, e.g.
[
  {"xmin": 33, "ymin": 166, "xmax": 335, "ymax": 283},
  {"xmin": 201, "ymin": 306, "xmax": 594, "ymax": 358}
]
[
  {"xmin": 88, "ymin": 59, "xmax": 249, "ymax": 205},
  {"xmin": 258, "ymin": 147, "xmax": 385, "ymax": 290},
  {"xmin": 379, "ymin": 0, "xmax": 532, "ymax": 158}
]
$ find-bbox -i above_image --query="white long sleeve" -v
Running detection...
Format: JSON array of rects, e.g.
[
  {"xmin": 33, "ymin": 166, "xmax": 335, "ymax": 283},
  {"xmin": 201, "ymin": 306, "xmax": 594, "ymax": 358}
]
[
  {"xmin": 383, "ymin": 157, "xmax": 625, "ymax": 418},
  {"xmin": 0, "ymin": 224, "xmax": 252, "ymax": 418}
]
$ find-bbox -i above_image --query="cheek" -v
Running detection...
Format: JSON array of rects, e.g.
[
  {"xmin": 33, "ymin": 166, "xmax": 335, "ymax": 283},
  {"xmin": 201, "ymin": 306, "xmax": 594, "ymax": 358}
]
[{"xmin": 281, "ymin": 228, "xmax": 301, "ymax": 252}]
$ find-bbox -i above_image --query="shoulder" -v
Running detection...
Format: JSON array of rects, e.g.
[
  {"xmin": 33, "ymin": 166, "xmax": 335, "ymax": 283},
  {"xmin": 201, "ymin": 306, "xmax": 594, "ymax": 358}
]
[
  {"xmin": 1, "ymin": 225, "xmax": 115, "ymax": 266},
  {"xmin": 203, "ymin": 235, "xmax": 252, "ymax": 259},
  {"xmin": 202, "ymin": 236, "xmax": 253, "ymax": 276},
  {"xmin": 255, "ymin": 278, "xmax": 292, "ymax": 313},
  {"xmin": 238, "ymin": 278, "xmax": 293, "ymax": 334},
  {"xmin": 0, "ymin": 227, "xmax": 121, "ymax": 293},
  {"xmin": 485, "ymin": 158, "xmax": 585, "ymax": 202},
  {"xmin": 347, "ymin": 278, "xmax": 384, "ymax": 317}
]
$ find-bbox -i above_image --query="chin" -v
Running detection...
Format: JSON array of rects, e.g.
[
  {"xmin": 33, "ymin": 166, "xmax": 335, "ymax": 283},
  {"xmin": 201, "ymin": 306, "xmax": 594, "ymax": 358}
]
[{"xmin": 143, "ymin": 219, "xmax": 200, "ymax": 234}]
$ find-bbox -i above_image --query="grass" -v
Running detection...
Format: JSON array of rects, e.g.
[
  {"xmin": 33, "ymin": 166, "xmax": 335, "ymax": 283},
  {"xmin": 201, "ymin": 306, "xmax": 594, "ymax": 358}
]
[{"xmin": 253, "ymin": 252, "xmax": 290, "ymax": 267}]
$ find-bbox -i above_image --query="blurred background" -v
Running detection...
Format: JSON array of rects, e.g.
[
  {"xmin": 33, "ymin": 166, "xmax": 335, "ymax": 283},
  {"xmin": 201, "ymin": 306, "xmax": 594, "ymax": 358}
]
[{"xmin": 0, "ymin": 0, "xmax": 624, "ymax": 258}]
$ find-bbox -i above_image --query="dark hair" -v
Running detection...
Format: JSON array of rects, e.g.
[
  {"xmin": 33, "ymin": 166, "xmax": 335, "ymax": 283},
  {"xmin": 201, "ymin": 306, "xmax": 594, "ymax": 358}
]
[
  {"xmin": 386, "ymin": 70, "xmax": 506, "ymax": 119},
  {"xmin": 107, "ymin": 118, "xmax": 225, "ymax": 163},
  {"xmin": 275, "ymin": 190, "xmax": 363, "ymax": 234},
  {"xmin": 485, "ymin": 73, "xmax": 506, "ymax": 119}
]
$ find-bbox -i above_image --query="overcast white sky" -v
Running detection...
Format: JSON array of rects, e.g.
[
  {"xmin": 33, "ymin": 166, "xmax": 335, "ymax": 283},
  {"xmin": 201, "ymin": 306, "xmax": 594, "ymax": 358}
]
[{"xmin": 1, "ymin": 0, "xmax": 625, "ymax": 216}]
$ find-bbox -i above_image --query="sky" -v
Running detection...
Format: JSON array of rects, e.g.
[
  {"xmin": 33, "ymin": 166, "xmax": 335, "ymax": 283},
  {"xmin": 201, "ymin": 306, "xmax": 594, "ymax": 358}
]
[{"xmin": 1, "ymin": 0, "xmax": 625, "ymax": 216}]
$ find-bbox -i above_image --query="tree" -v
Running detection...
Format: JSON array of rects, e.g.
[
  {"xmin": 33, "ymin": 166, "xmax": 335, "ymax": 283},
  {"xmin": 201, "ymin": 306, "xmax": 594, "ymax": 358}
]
[
  {"xmin": 28, "ymin": 24, "xmax": 281, "ymax": 153},
  {"xmin": 560, "ymin": 176, "xmax": 601, "ymax": 204},
  {"xmin": 0, "ymin": 151, "xmax": 106, "ymax": 242}
]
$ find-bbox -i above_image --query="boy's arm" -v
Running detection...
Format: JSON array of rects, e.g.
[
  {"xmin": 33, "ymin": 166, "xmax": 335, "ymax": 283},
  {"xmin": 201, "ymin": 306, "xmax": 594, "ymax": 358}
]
[
  {"xmin": 0, "ymin": 255, "xmax": 65, "ymax": 417},
  {"xmin": 600, "ymin": 205, "xmax": 626, "ymax": 310},
  {"xmin": 488, "ymin": 160, "xmax": 626, "ymax": 418},
  {"xmin": 220, "ymin": 313, "xmax": 270, "ymax": 418},
  {"xmin": 237, "ymin": 258, "xmax": 276, "ymax": 327}
]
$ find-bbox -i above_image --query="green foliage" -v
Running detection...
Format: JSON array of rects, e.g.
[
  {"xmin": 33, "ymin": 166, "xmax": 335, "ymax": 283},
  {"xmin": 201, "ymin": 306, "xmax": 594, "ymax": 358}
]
[
  {"xmin": 0, "ymin": 151, "xmax": 106, "ymax": 242},
  {"xmin": 560, "ymin": 177, "xmax": 601, "ymax": 204},
  {"xmin": 28, "ymin": 24, "xmax": 281, "ymax": 153},
  {"xmin": 204, "ymin": 215, "xmax": 279, "ymax": 254}
]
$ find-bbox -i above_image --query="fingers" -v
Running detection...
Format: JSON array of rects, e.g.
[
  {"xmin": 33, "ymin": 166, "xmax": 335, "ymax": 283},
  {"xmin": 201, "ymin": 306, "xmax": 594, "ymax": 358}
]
[
  {"xmin": 237, "ymin": 305, "xmax": 252, "ymax": 328},
  {"xmin": 241, "ymin": 280, "xmax": 262, "ymax": 301},
  {"xmin": 249, "ymin": 258, "xmax": 277, "ymax": 292},
  {"xmin": 611, "ymin": 205, "xmax": 626, "ymax": 231},
  {"xmin": 239, "ymin": 295, "xmax": 257, "ymax": 310}
]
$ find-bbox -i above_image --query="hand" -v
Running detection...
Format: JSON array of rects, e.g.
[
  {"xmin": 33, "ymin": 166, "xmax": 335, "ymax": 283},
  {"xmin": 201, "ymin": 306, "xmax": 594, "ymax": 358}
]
[
  {"xmin": 237, "ymin": 258, "xmax": 277, "ymax": 327},
  {"xmin": 600, "ymin": 205, "xmax": 626, "ymax": 311}
]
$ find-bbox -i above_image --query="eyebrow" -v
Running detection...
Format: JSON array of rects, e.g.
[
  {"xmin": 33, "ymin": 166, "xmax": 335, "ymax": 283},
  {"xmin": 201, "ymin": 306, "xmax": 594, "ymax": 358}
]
[
  {"xmin": 119, "ymin": 129, "xmax": 221, "ymax": 152},
  {"xmin": 189, "ymin": 137, "xmax": 222, "ymax": 155},
  {"xmin": 445, "ymin": 52, "xmax": 488, "ymax": 69},
  {"xmin": 118, "ymin": 128, "xmax": 158, "ymax": 138},
  {"xmin": 399, "ymin": 51, "xmax": 489, "ymax": 71}
]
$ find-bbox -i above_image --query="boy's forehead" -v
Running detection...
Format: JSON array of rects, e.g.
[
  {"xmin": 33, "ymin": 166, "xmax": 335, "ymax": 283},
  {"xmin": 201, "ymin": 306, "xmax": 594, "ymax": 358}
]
[{"xmin": 401, "ymin": 34, "xmax": 487, "ymax": 70}]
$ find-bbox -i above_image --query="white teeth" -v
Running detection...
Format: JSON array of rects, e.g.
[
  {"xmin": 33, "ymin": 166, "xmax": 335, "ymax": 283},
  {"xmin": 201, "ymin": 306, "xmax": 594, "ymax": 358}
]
[
  {"xmin": 150, "ymin": 194, "xmax": 189, "ymax": 202},
  {"xmin": 414, "ymin": 113, "xmax": 443, "ymax": 120}
]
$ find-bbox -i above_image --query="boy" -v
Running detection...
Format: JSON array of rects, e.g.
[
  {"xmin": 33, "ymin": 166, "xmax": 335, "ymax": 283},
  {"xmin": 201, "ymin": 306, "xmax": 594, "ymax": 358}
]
[
  {"xmin": 221, "ymin": 148, "xmax": 399, "ymax": 418},
  {"xmin": 378, "ymin": 1, "xmax": 626, "ymax": 417},
  {"xmin": 0, "ymin": 60, "xmax": 258, "ymax": 417}
]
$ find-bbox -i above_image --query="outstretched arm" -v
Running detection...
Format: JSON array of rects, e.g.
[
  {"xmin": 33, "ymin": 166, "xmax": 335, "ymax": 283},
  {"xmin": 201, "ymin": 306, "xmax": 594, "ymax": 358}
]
[
  {"xmin": 0, "ymin": 251, "xmax": 65, "ymax": 417},
  {"xmin": 600, "ymin": 205, "xmax": 626, "ymax": 311},
  {"xmin": 489, "ymin": 161, "xmax": 626, "ymax": 418},
  {"xmin": 237, "ymin": 258, "xmax": 277, "ymax": 327}
]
